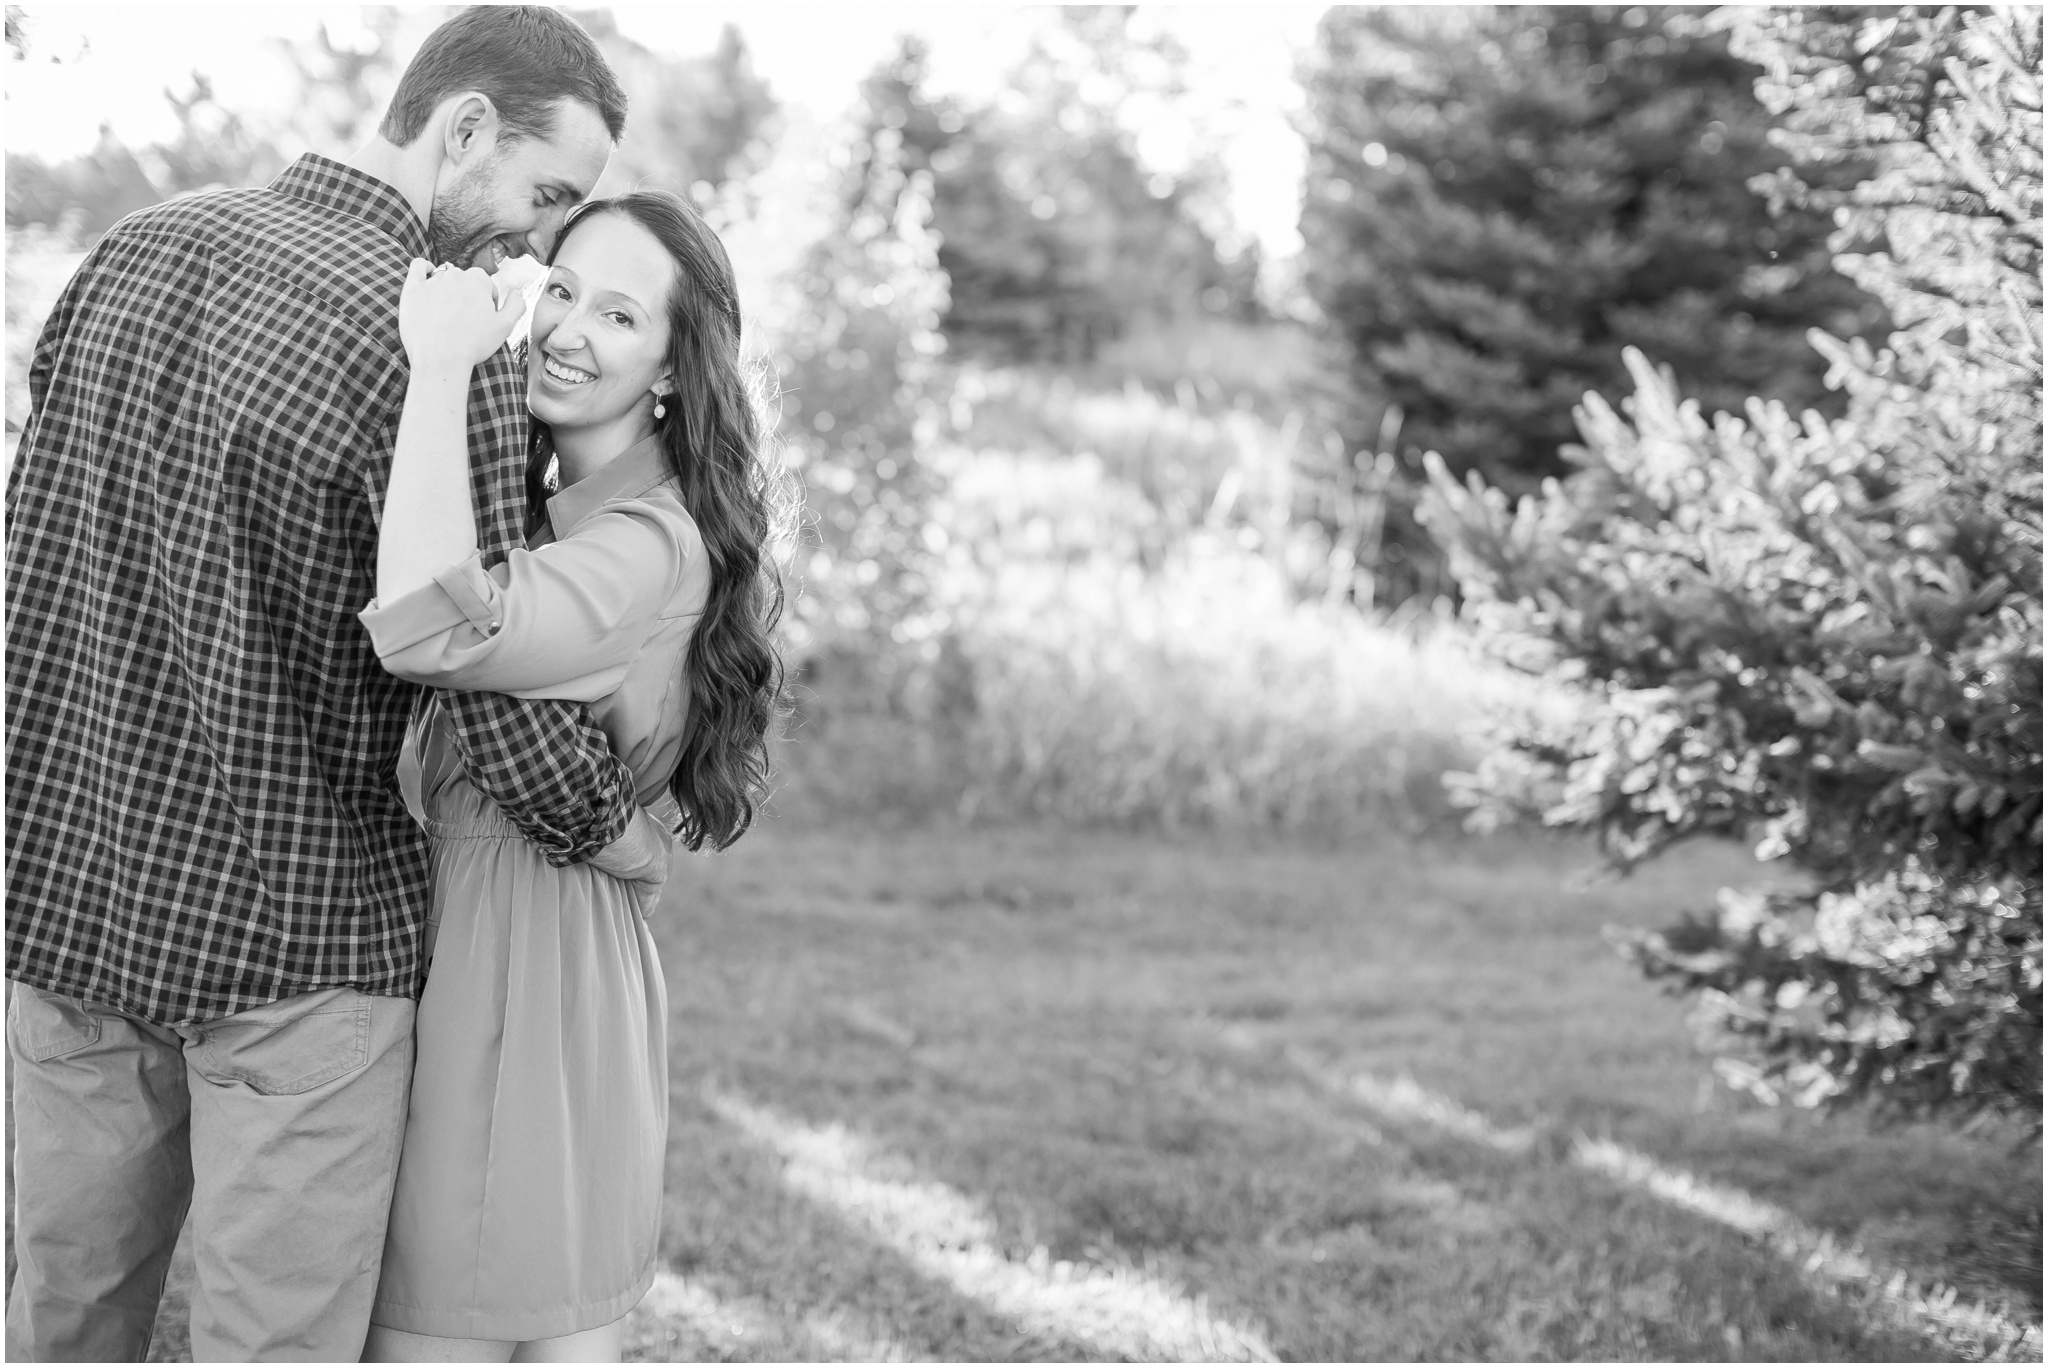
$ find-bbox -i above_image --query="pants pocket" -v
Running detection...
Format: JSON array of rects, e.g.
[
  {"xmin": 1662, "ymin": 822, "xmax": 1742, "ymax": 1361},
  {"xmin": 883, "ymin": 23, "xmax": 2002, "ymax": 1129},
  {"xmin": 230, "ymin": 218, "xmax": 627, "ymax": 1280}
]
[
  {"xmin": 189, "ymin": 988, "xmax": 372, "ymax": 1096},
  {"xmin": 8, "ymin": 987, "xmax": 103, "ymax": 1062}
]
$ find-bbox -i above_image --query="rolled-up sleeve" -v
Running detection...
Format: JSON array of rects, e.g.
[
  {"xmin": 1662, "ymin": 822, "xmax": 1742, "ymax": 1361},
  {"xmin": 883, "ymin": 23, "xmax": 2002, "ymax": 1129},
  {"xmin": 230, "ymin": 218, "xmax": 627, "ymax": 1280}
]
[{"xmin": 360, "ymin": 500, "xmax": 688, "ymax": 702}]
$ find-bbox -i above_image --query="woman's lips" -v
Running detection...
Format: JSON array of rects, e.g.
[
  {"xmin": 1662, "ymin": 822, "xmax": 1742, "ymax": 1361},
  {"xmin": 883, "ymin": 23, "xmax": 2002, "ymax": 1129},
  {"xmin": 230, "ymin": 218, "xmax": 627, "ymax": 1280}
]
[{"xmin": 541, "ymin": 354, "xmax": 596, "ymax": 385}]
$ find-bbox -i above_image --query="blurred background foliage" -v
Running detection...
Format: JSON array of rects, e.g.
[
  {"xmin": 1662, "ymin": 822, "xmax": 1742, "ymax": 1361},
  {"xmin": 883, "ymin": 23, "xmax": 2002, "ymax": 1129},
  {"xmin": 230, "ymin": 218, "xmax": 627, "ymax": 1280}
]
[{"xmin": 4, "ymin": 3, "xmax": 2039, "ymax": 1124}]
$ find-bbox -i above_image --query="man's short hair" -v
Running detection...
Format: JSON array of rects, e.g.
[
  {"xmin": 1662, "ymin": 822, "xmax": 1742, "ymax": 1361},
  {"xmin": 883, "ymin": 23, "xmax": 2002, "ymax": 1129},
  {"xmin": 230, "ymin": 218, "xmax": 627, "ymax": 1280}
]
[{"xmin": 379, "ymin": 7, "xmax": 628, "ymax": 148}]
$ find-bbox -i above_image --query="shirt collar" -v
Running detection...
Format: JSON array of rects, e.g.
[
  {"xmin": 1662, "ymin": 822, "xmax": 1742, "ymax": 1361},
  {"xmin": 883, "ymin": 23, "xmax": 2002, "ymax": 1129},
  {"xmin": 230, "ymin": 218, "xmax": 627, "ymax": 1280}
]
[
  {"xmin": 547, "ymin": 435, "xmax": 675, "ymax": 539},
  {"xmin": 270, "ymin": 153, "xmax": 428, "ymax": 259}
]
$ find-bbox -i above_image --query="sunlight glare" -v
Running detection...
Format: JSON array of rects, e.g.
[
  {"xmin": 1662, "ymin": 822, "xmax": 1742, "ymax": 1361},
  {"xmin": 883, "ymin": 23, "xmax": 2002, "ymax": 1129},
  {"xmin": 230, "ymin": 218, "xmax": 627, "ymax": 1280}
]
[
  {"xmin": 1325, "ymin": 1067, "xmax": 2044, "ymax": 1364},
  {"xmin": 1572, "ymin": 1136, "xmax": 2044, "ymax": 1363},
  {"xmin": 706, "ymin": 1088, "xmax": 1277, "ymax": 1363}
]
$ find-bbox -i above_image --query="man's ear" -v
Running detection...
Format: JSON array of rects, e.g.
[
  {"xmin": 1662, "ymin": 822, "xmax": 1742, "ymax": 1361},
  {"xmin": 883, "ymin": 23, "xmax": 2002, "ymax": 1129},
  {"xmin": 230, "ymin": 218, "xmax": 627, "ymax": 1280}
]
[{"xmin": 442, "ymin": 93, "xmax": 500, "ymax": 167}]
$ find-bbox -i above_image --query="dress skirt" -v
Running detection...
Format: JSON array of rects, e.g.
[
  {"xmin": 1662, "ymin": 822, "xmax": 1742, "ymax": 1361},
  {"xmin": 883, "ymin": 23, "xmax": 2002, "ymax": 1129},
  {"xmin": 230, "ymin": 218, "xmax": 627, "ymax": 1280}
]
[{"xmin": 370, "ymin": 717, "xmax": 669, "ymax": 1342}]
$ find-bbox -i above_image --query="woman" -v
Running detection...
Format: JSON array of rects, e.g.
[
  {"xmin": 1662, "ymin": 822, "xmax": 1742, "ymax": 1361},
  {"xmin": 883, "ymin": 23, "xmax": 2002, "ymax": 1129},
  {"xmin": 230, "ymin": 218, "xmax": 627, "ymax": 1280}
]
[{"xmin": 357, "ymin": 192, "xmax": 788, "ymax": 1362}]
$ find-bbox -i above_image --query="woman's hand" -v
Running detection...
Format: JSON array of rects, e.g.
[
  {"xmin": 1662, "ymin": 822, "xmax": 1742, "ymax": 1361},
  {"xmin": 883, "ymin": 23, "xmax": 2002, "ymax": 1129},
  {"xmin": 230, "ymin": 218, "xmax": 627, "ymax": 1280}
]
[
  {"xmin": 378, "ymin": 261, "xmax": 499, "ymax": 605},
  {"xmin": 399, "ymin": 258, "xmax": 525, "ymax": 378}
]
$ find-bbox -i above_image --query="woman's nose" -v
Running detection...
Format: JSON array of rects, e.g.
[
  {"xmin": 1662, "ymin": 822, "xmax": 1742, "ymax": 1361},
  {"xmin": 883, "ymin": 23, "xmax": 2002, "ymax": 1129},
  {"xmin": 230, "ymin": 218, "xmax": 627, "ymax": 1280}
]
[{"xmin": 549, "ymin": 312, "xmax": 590, "ymax": 351}]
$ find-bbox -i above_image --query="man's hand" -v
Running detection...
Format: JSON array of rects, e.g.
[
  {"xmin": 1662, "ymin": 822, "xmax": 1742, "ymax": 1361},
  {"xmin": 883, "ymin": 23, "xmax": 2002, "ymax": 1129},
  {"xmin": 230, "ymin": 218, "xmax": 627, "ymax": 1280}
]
[
  {"xmin": 584, "ymin": 804, "xmax": 676, "ymax": 891},
  {"xmin": 399, "ymin": 259, "xmax": 525, "ymax": 377}
]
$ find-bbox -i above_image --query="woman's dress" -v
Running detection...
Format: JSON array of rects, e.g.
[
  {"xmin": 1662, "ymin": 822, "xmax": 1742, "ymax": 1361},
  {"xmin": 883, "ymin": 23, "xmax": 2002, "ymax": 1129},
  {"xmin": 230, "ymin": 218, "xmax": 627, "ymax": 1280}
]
[{"xmin": 358, "ymin": 435, "xmax": 709, "ymax": 1341}]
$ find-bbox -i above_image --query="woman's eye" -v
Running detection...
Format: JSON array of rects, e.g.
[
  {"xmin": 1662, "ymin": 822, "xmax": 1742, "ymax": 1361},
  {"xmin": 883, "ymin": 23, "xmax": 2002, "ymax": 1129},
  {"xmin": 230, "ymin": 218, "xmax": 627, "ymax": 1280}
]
[
  {"xmin": 605, "ymin": 311, "xmax": 633, "ymax": 328},
  {"xmin": 546, "ymin": 283, "xmax": 572, "ymax": 301}
]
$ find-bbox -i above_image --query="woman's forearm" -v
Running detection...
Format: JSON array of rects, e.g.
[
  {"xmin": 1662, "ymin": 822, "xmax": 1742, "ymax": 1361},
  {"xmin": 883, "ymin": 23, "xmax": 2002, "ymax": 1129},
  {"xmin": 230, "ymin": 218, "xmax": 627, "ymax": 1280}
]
[{"xmin": 378, "ymin": 364, "xmax": 481, "ymax": 604}]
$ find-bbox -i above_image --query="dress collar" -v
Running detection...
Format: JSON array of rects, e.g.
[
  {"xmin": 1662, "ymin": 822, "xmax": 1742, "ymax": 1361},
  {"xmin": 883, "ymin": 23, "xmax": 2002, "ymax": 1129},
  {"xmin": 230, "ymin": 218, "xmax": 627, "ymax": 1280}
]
[
  {"xmin": 547, "ymin": 434, "xmax": 675, "ymax": 539},
  {"xmin": 269, "ymin": 153, "xmax": 428, "ymax": 259}
]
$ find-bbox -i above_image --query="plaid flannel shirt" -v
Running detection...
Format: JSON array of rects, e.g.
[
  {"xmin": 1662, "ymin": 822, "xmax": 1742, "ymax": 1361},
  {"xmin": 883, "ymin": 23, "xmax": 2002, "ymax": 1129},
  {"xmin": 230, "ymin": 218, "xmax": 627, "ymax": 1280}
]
[{"xmin": 5, "ymin": 154, "xmax": 637, "ymax": 1024}]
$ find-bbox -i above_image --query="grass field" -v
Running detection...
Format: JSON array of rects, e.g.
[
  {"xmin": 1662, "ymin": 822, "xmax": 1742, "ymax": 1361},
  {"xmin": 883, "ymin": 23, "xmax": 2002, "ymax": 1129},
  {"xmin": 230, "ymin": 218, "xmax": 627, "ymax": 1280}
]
[{"xmin": 103, "ymin": 819, "xmax": 2037, "ymax": 1361}]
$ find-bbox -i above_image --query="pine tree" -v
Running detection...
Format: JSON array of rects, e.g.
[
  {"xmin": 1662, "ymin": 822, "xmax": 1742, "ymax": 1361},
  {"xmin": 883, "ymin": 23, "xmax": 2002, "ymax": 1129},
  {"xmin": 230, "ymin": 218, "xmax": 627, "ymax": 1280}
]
[
  {"xmin": 1420, "ymin": 7, "xmax": 2042, "ymax": 1120},
  {"xmin": 1301, "ymin": 5, "xmax": 1882, "ymax": 601},
  {"xmin": 575, "ymin": 16, "xmax": 777, "ymax": 201},
  {"xmin": 767, "ymin": 54, "xmax": 952, "ymax": 704},
  {"xmin": 871, "ymin": 12, "xmax": 1248, "ymax": 364}
]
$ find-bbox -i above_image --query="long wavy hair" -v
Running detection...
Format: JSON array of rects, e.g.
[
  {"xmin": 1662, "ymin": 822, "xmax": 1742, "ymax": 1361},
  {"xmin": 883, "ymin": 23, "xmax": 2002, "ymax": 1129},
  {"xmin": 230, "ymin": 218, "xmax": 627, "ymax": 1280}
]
[{"xmin": 525, "ymin": 190, "xmax": 793, "ymax": 851}]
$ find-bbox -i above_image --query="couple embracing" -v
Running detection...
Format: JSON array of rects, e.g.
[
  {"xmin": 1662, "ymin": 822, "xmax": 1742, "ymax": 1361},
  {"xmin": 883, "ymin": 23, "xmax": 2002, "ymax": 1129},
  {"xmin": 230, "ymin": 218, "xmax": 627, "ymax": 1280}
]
[{"xmin": 6, "ymin": 7, "xmax": 788, "ymax": 1361}]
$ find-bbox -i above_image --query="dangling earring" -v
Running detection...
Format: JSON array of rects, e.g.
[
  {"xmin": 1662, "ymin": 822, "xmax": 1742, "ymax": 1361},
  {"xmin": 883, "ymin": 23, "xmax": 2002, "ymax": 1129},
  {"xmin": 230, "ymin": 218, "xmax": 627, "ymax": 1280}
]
[{"xmin": 653, "ymin": 395, "xmax": 666, "ymax": 420}]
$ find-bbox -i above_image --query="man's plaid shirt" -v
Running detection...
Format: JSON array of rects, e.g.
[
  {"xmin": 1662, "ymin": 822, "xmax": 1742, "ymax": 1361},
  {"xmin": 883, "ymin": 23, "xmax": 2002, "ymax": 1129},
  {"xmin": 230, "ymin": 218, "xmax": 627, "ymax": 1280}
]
[{"xmin": 6, "ymin": 155, "xmax": 638, "ymax": 1024}]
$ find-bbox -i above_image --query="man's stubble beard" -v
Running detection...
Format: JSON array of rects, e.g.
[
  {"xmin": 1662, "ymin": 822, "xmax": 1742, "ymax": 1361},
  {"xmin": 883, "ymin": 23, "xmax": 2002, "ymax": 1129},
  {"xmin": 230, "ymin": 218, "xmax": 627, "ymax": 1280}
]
[{"xmin": 425, "ymin": 154, "xmax": 503, "ymax": 268}]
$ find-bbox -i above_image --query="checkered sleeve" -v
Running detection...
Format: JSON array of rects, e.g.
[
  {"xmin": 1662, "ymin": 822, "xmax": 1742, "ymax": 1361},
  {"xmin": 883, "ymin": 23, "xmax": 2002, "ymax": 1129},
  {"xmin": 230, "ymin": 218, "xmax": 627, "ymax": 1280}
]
[
  {"xmin": 435, "ymin": 688, "xmax": 637, "ymax": 865},
  {"xmin": 424, "ymin": 345, "xmax": 639, "ymax": 866}
]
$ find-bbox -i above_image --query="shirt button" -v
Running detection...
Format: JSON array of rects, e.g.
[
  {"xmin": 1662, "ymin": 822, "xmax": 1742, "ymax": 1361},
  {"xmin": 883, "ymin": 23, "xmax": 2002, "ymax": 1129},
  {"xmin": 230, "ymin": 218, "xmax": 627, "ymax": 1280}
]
[{"xmin": 488, "ymin": 620, "xmax": 501, "ymax": 633}]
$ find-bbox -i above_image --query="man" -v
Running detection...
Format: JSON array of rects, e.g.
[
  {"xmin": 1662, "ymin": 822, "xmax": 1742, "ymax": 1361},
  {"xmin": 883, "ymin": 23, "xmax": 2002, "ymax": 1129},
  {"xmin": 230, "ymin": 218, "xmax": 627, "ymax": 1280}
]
[{"xmin": 5, "ymin": 9, "xmax": 665, "ymax": 1360}]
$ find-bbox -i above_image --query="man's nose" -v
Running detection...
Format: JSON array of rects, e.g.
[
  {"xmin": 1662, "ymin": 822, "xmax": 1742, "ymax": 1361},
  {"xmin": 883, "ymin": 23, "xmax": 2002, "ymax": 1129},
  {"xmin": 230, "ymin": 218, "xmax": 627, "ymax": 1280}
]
[{"xmin": 531, "ymin": 206, "xmax": 574, "ymax": 258}]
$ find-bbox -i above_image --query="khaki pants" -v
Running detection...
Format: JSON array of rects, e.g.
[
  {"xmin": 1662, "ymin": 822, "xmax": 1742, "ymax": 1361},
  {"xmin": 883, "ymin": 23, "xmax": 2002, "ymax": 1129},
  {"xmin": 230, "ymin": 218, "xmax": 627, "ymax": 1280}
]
[{"xmin": 6, "ymin": 984, "xmax": 415, "ymax": 1362}]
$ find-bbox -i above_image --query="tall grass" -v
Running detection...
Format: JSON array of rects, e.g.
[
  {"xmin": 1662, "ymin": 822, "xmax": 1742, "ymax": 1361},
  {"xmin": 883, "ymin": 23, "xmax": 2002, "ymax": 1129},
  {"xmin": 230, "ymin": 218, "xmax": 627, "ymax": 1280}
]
[
  {"xmin": 947, "ymin": 366, "xmax": 1303, "ymax": 546},
  {"xmin": 779, "ymin": 368, "xmax": 1571, "ymax": 836},
  {"xmin": 936, "ymin": 451, "xmax": 1530, "ymax": 832}
]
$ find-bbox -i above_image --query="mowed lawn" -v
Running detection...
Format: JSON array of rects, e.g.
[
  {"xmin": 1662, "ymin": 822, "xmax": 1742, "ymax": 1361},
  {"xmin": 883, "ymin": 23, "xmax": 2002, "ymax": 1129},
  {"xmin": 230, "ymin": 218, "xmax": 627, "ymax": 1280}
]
[{"xmin": 115, "ymin": 820, "xmax": 2040, "ymax": 1360}]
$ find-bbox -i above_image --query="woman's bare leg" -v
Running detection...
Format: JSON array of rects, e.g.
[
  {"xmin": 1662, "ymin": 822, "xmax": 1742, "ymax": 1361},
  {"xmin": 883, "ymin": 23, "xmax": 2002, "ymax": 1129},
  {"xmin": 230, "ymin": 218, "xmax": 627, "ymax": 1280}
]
[
  {"xmin": 362, "ymin": 1323, "xmax": 515, "ymax": 1362},
  {"xmin": 511, "ymin": 1315, "xmax": 628, "ymax": 1362}
]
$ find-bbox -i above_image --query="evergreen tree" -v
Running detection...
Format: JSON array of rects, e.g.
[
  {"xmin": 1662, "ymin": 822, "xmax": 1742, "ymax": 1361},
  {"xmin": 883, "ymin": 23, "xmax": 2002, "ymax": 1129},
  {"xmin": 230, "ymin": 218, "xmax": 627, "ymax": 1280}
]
[
  {"xmin": 1301, "ymin": 5, "xmax": 1882, "ymax": 600},
  {"xmin": 1419, "ymin": 7, "xmax": 2041, "ymax": 1121},
  {"xmin": 573, "ymin": 13, "xmax": 777, "ymax": 201},
  {"xmin": 869, "ymin": 11, "xmax": 1252, "ymax": 364},
  {"xmin": 769, "ymin": 60, "xmax": 952, "ymax": 703},
  {"xmin": 843, "ymin": 35, "xmax": 956, "ymax": 222}
]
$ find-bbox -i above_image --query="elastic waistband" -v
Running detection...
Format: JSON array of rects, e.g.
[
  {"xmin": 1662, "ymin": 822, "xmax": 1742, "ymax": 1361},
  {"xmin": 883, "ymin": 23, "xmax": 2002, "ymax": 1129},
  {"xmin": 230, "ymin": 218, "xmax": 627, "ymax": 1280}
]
[
  {"xmin": 421, "ymin": 783, "xmax": 683, "ymax": 844},
  {"xmin": 419, "ymin": 777, "xmax": 532, "ymax": 842}
]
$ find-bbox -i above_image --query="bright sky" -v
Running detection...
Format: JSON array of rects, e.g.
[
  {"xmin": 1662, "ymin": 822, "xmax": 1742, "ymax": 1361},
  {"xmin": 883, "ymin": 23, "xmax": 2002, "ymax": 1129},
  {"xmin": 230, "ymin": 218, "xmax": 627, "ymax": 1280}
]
[{"xmin": 4, "ymin": 4, "xmax": 1322, "ymax": 259}]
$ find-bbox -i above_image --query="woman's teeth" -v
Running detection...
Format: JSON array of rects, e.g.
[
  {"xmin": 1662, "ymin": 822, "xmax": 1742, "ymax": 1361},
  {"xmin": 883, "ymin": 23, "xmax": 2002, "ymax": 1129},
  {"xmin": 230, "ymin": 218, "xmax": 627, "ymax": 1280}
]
[{"xmin": 543, "ymin": 356, "xmax": 595, "ymax": 385}]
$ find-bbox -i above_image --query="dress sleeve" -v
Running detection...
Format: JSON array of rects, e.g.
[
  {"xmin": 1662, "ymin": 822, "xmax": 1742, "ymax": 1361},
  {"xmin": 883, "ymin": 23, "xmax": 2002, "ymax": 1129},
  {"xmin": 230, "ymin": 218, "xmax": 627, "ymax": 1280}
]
[{"xmin": 360, "ymin": 499, "xmax": 692, "ymax": 701}]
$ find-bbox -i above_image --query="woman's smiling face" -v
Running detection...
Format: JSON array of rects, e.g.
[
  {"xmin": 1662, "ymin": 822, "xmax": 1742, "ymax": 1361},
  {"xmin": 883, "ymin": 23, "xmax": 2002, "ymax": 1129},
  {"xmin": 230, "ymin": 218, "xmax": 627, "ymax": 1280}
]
[{"xmin": 527, "ymin": 211, "xmax": 677, "ymax": 431}]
